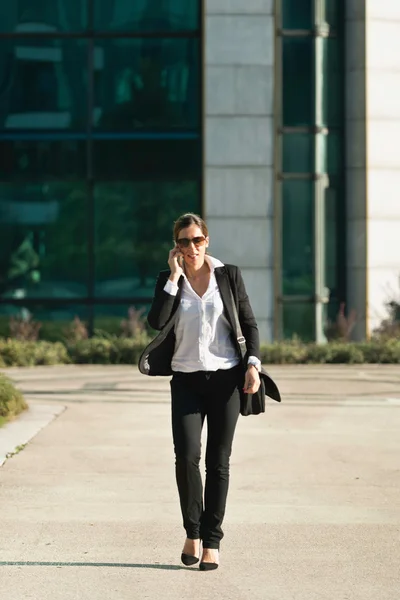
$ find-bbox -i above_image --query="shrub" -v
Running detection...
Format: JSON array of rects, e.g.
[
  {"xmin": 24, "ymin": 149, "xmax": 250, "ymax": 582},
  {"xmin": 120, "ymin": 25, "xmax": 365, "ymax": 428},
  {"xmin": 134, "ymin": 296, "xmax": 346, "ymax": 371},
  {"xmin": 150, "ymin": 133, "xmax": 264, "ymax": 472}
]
[
  {"xmin": 120, "ymin": 307, "xmax": 148, "ymax": 340},
  {"xmin": 324, "ymin": 303, "xmax": 357, "ymax": 342},
  {"xmin": 323, "ymin": 343, "xmax": 364, "ymax": 364},
  {"xmin": 260, "ymin": 341, "xmax": 308, "ymax": 364},
  {"xmin": 373, "ymin": 278, "xmax": 400, "ymax": 340},
  {"xmin": 112, "ymin": 338, "xmax": 151, "ymax": 364},
  {"xmin": 67, "ymin": 336, "xmax": 150, "ymax": 365},
  {"xmin": 9, "ymin": 313, "xmax": 42, "ymax": 341},
  {"xmin": 0, "ymin": 373, "xmax": 27, "ymax": 422},
  {"xmin": 358, "ymin": 339, "xmax": 400, "ymax": 364},
  {"xmin": 32, "ymin": 341, "xmax": 70, "ymax": 366},
  {"xmin": 67, "ymin": 338, "xmax": 114, "ymax": 364},
  {"xmin": 63, "ymin": 316, "xmax": 89, "ymax": 343},
  {"xmin": 0, "ymin": 339, "xmax": 69, "ymax": 367},
  {"xmin": 1, "ymin": 335, "xmax": 400, "ymax": 367}
]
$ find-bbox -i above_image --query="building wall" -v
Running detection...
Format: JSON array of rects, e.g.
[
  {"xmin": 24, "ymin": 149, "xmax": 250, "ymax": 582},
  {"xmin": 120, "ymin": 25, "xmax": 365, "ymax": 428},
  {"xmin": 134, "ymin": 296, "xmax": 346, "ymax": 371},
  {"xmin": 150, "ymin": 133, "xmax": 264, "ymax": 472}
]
[
  {"xmin": 366, "ymin": 1, "xmax": 400, "ymax": 332},
  {"xmin": 204, "ymin": 0, "xmax": 275, "ymax": 341},
  {"xmin": 346, "ymin": 0, "xmax": 400, "ymax": 337}
]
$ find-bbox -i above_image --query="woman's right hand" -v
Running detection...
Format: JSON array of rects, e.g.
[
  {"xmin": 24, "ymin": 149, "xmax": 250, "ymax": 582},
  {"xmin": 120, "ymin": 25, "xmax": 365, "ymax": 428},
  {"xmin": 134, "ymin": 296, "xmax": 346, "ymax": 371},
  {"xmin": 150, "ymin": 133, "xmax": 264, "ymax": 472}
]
[{"xmin": 168, "ymin": 246, "xmax": 184, "ymax": 281}]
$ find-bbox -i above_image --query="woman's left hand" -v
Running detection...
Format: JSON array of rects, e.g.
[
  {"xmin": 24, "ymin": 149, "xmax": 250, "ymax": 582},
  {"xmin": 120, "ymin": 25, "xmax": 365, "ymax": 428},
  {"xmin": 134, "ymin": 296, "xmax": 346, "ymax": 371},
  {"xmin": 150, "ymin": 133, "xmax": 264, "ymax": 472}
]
[{"xmin": 243, "ymin": 365, "xmax": 261, "ymax": 394}]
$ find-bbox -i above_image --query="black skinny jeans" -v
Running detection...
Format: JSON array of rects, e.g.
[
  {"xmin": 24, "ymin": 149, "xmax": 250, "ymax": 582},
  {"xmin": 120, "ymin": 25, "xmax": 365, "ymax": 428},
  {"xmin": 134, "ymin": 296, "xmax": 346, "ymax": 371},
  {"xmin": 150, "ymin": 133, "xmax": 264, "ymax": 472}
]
[{"xmin": 170, "ymin": 365, "xmax": 242, "ymax": 550}]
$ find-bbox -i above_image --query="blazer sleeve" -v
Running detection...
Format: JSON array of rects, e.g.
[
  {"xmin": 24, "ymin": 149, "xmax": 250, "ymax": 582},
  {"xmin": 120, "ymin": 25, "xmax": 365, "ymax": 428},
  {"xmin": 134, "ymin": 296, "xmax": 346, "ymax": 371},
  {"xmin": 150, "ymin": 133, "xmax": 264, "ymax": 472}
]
[
  {"xmin": 233, "ymin": 266, "xmax": 261, "ymax": 361},
  {"xmin": 147, "ymin": 271, "xmax": 179, "ymax": 331}
]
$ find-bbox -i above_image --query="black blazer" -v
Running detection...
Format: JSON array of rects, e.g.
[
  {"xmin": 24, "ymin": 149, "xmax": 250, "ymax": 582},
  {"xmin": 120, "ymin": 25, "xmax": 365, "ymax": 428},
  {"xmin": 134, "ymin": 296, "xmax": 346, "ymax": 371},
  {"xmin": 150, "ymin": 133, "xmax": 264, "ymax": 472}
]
[{"xmin": 139, "ymin": 264, "xmax": 260, "ymax": 377}]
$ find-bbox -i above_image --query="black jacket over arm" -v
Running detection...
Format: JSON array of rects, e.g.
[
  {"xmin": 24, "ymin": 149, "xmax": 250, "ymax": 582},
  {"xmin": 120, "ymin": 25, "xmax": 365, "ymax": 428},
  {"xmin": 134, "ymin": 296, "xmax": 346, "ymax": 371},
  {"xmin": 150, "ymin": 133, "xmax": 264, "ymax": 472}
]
[
  {"xmin": 140, "ymin": 263, "xmax": 281, "ymax": 404},
  {"xmin": 143, "ymin": 264, "xmax": 260, "ymax": 375}
]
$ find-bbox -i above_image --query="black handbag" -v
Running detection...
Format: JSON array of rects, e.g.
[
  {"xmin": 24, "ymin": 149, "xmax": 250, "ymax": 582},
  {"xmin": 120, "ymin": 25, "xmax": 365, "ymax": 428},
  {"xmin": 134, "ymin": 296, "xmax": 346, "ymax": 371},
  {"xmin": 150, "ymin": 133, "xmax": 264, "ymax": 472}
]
[{"xmin": 227, "ymin": 286, "xmax": 281, "ymax": 416}]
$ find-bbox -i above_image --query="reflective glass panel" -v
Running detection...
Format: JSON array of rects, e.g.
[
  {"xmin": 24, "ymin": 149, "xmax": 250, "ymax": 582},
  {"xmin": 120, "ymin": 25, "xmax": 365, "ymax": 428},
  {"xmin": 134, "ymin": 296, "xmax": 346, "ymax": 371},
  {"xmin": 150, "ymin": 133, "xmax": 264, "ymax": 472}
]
[
  {"xmin": 321, "ymin": 37, "xmax": 343, "ymax": 127},
  {"xmin": 282, "ymin": 302, "xmax": 315, "ymax": 341},
  {"xmin": 0, "ymin": 39, "xmax": 88, "ymax": 131},
  {"xmin": 0, "ymin": 183, "xmax": 89, "ymax": 299},
  {"xmin": 93, "ymin": 38, "xmax": 200, "ymax": 131},
  {"xmin": 282, "ymin": 0, "xmax": 313, "ymax": 29},
  {"xmin": 282, "ymin": 38, "xmax": 313, "ymax": 126},
  {"xmin": 94, "ymin": 139, "xmax": 200, "ymax": 180},
  {"xmin": 322, "ymin": 0, "xmax": 341, "ymax": 28},
  {"xmin": 94, "ymin": 0, "xmax": 199, "ymax": 31},
  {"xmin": 282, "ymin": 133, "xmax": 313, "ymax": 173},
  {"xmin": 94, "ymin": 181, "xmax": 200, "ymax": 298},
  {"xmin": 282, "ymin": 180, "xmax": 314, "ymax": 295},
  {"xmin": 0, "ymin": 303, "xmax": 89, "ymax": 342},
  {"xmin": 0, "ymin": 0, "xmax": 87, "ymax": 32},
  {"xmin": 0, "ymin": 140, "xmax": 86, "ymax": 181},
  {"xmin": 324, "ymin": 186, "xmax": 338, "ymax": 295}
]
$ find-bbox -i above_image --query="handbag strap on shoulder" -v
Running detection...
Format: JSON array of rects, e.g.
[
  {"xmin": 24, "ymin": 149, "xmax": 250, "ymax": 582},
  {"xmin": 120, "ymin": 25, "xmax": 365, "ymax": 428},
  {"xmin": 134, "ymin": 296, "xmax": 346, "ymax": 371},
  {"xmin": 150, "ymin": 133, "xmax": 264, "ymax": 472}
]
[{"xmin": 227, "ymin": 280, "xmax": 247, "ymax": 362}]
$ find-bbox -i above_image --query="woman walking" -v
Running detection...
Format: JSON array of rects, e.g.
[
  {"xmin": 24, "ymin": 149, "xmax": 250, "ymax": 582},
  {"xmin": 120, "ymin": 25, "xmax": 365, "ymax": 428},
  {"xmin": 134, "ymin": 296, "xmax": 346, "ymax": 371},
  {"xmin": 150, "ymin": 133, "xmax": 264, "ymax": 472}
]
[{"xmin": 142, "ymin": 213, "xmax": 264, "ymax": 571}]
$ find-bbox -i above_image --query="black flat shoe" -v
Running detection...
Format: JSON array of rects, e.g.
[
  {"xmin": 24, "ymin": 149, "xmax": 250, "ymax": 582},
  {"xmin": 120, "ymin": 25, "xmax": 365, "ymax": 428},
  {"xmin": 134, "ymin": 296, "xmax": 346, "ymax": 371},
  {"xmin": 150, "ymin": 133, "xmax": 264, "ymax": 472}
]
[
  {"xmin": 181, "ymin": 553, "xmax": 199, "ymax": 566},
  {"xmin": 199, "ymin": 561, "xmax": 219, "ymax": 571}
]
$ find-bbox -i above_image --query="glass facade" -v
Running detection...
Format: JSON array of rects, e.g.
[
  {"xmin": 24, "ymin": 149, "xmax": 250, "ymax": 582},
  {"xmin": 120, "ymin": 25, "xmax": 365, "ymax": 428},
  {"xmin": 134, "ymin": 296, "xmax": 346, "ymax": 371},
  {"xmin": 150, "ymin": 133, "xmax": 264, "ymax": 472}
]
[
  {"xmin": 277, "ymin": 0, "xmax": 345, "ymax": 341},
  {"xmin": 0, "ymin": 0, "xmax": 202, "ymax": 338}
]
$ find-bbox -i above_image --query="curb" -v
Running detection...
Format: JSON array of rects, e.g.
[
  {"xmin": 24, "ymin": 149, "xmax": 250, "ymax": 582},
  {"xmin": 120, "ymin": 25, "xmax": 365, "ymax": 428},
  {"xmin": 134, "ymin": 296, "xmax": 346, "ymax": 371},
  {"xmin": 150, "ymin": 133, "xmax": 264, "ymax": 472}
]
[{"xmin": 0, "ymin": 403, "xmax": 66, "ymax": 467}]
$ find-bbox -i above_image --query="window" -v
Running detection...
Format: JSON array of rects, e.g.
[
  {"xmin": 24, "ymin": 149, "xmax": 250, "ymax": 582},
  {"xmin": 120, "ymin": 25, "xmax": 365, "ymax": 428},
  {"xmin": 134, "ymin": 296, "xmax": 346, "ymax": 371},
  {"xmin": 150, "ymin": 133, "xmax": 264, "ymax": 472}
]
[
  {"xmin": 0, "ymin": 183, "xmax": 89, "ymax": 299},
  {"xmin": 278, "ymin": 1, "xmax": 345, "ymax": 341},
  {"xmin": 0, "ymin": 0, "xmax": 87, "ymax": 33},
  {"xmin": 0, "ymin": 1, "xmax": 202, "ymax": 336},
  {"xmin": 94, "ymin": 181, "xmax": 199, "ymax": 298},
  {"xmin": 0, "ymin": 39, "xmax": 88, "ymax": 131},
  {"xmin": 94, "ymin": 138, "xmax": 200, "ymax": 180},
  {"xmin": 93, "ymin": 0, "xmax": 199, "ymax": 32},
  {"xmin": 282, "ymin": 181, "xmax": 314, "ymax": 296},
  {"xmin": 283, "ymin": 303, "xmax": 315, "ymax": 341},
  {"xmin": 282, "ymin": 37, "xmax": 313, "ymax": 126},
  {"xmin": 282, "ymin": 0, "xmax": 313, "ymax": 30},
  {"xmin": 282, "ymin": 133, "xmax": 313, "ymax": 173},
  {"xmin": 93, "ymin": 38, "xmax": 200, "ymax": 131},
  {"xmin": 0, "ymin": 140, "xmax": 86, "ymax": 181}
]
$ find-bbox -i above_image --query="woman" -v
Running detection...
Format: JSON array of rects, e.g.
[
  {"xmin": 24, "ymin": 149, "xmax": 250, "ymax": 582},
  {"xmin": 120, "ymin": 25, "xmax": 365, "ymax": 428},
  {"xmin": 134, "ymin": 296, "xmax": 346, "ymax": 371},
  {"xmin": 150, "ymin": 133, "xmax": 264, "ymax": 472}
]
[{"xmin": 144, "ymin": 213, "xmax": 262, "ymax": 571}]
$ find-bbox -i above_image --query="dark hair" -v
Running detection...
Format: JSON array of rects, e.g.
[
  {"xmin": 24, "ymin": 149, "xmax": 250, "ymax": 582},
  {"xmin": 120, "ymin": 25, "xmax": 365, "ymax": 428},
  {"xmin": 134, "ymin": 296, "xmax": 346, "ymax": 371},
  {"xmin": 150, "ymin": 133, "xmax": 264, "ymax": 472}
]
[{"xmin": 173, "ymin": 213, "xmax": 209, "ymax": 242}]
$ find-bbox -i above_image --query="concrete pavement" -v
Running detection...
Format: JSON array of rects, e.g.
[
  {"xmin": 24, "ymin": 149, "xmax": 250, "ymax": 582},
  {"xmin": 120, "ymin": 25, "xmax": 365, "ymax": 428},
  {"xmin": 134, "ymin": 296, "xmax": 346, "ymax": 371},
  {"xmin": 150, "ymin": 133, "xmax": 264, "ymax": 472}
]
[{"xmin": 0, "ymin": 365, "xmax": 399, "ymax": 600}]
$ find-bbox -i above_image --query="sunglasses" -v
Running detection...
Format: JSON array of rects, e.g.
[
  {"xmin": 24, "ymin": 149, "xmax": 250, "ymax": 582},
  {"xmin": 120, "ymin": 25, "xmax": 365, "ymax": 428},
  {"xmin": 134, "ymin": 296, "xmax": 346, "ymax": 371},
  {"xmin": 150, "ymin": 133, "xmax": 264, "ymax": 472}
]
[{"xmin": 176, "ymin": 236, "xmax": 206, "ymax": 248}]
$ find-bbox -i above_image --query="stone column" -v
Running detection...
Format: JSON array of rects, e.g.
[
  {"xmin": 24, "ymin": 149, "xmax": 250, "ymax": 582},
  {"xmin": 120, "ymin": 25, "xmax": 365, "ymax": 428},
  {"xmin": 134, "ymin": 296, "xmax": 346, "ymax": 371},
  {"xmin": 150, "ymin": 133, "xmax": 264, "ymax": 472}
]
[
  {"xmin": 204, "ymin": 0, "xmax": 275, "ymax": 341},
  {"xmin": 365, "ymin": 1, "xmax": 400, "ymax": 332},
  {"xmin": 346, "ymin": 1, "xmax": 400, "ymax": 338},
  {"xmin": 345, "ymin": 2, "xmax": 367, "ymax": 339}
]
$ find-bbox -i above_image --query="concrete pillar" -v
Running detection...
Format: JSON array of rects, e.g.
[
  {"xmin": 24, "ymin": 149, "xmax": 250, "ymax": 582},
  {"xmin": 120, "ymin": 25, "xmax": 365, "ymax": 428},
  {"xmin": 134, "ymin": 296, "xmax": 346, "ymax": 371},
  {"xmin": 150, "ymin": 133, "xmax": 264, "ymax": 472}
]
[
  {"xmin": 345, "ymin": 2, "xmax": 367, "ymax": 339},
  {"xmin": 365, "ymin": 1, "xmax": 400, "ymax": 332},
  {"xmin": 346, "ymin": 1, "xmax": 400, "ymax": 338},
  {"xmin": 204, "ymin": 0, "xmax": 275, "ymax": 342}
]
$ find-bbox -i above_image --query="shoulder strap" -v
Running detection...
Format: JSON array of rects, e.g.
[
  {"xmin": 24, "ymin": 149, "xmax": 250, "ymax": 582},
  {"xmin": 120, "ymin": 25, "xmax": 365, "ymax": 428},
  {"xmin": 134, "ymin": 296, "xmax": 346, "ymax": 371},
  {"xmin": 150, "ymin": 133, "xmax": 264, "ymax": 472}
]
[{"xmin": 226, "ymin": 278, "xmax": 248, "ymax": 363}]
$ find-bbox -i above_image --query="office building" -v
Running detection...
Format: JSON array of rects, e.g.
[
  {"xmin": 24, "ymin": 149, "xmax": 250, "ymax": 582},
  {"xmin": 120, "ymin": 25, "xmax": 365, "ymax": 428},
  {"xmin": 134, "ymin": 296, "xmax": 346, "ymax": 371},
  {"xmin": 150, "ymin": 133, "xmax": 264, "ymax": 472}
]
[{"xmin": 0, "ymin": 1, "xmax": 399, "ymax": 342}]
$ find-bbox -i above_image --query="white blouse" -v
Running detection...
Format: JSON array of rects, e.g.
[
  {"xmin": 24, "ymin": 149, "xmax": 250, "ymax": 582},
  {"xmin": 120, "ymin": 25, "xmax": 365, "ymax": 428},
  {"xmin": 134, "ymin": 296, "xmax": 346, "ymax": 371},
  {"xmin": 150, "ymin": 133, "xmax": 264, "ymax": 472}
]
[{"xmin": 163, "ymin": 256, "xmax": 260, "ymax": 373}]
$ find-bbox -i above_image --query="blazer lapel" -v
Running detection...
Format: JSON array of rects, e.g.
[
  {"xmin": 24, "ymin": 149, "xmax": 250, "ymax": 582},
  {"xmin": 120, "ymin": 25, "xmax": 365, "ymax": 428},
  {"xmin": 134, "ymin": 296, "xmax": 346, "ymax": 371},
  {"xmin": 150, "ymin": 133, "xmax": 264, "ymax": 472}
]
[{"xmin": 214, "ymin": 267, "xmax": 236, "ymax": 334}]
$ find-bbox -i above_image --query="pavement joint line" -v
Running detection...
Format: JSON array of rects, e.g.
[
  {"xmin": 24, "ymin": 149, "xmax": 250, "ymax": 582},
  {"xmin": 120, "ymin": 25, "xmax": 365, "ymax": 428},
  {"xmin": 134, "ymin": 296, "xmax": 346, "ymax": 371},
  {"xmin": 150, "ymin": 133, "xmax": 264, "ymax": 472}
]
[{"xmin": 0, "ymin": 561, "xmax": 185, "ymax": 570}]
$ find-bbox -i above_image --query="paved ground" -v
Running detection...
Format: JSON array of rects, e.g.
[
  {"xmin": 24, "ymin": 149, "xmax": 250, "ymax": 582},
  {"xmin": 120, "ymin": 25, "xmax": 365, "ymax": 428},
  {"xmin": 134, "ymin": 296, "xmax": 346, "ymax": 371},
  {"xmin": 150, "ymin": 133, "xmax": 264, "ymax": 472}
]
[{"xmin": 0, "ymin": 364, "xmax": 399, "ymax": 600}]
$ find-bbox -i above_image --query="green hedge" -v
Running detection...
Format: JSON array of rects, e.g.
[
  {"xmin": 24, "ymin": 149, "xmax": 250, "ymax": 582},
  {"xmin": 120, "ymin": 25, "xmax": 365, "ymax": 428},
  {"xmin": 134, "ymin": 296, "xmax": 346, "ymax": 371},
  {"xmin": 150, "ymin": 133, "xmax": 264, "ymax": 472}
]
[
  {"xmin": 0, "ymin": 339, "xmax": 70, "ymax": 367},
  {"xmin": 0, "ymin": 373, "xmax": 28, "ymax": 424},
  {"xmin": 67, "ymin": 338, "xmax": 147, "ymax": 365},
  {"xmin": 259, "ymin": 339, "xmax": 400, "ymax": 364},
  {"xmin": 0, "ymin": 337, "xmax": 400, "ymax": 367}
]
